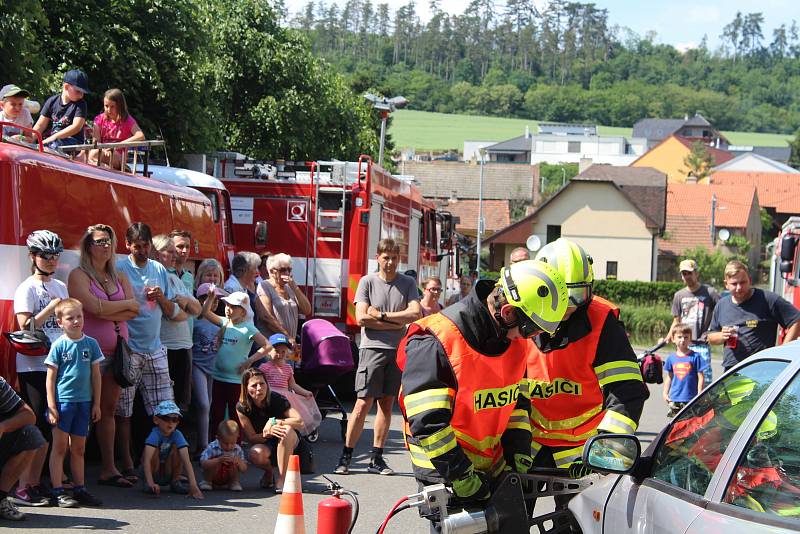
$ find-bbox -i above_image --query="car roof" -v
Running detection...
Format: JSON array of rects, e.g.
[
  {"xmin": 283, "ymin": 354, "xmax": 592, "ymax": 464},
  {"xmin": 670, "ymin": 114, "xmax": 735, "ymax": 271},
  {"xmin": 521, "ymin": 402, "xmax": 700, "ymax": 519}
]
[{"xmin": 741, "ymin": 339, "xmax": 800, "ymax": 363}]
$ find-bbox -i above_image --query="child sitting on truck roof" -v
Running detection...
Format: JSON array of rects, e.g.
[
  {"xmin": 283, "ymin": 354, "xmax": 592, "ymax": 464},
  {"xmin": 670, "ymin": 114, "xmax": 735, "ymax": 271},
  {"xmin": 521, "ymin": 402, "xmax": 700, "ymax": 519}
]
[
  {"xmin": 0, "ymin": 84, "xmax": 34, "ymax": 140},
  {"xmin": 88, "ymin": 88, "xmax": 144, "ymax": 170},
  {"xmin": 33, "ymin": 70, "xmax": 90, "ymax": 151}
]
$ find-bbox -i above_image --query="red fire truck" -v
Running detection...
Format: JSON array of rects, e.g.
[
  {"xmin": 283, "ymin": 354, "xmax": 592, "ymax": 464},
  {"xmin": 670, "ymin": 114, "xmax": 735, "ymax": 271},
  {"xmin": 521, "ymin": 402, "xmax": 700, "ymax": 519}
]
[
  {"xmin": 0, "ymin": 132, "xmax": 230, "ymax": 381},
  {"xmin": 771, "ymin": 216, "xmax": 800, "ymax": 309},
  {"xmin": 190, "ymin": 153, "xmax": 455, "ymax": 334}
]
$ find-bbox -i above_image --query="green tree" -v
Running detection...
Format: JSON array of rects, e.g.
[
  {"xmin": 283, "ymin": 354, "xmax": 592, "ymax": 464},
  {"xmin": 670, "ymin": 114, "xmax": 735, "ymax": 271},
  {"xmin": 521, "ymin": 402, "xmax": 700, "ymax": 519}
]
[
  {"xmin": 683, "ymin": 141, "xmax": 715, "ymax": 181},
  {"xmin": 790, "ymin": 129, "xmax": 800, "ymax": 170},
  {"xmin": 0, "ymin": 0, "xmax": 49, "ymax": 96},
  {"xmin": 201, "ymin": 0, "xmax": 377, "ymax": 160},
  {"xmin": 681, "ymin": 237, "xmax": 750, "ymax": 287}
]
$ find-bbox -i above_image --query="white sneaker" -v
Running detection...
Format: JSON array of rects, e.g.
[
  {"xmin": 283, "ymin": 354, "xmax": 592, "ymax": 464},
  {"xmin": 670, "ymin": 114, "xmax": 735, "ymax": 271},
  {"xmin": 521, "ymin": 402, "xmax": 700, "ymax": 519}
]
[
  {"xmin": 198, "ymin": 480, "xmax": 213, "ymax": 491},
  {"xmin": 229, "ymin": 481, "xmax": 243, "ymax": 492}
]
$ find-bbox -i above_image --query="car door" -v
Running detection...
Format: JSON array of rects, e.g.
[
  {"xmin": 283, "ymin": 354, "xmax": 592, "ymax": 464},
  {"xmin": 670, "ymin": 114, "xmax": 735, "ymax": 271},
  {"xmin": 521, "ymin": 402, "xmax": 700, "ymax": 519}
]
[
  {"xmin": 686, "ymin": 362, "xmax": 800, "ymax": 534},
  {"xmin": 601, "ymin": 359, "xmax": 790, "ymax": 534}
]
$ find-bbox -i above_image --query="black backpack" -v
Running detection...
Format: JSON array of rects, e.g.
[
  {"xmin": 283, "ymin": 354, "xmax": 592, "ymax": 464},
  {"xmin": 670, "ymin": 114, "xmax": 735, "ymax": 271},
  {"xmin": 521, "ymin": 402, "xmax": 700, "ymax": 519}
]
[{"xmin": 640, "ymin": 353, "xmax": 664, "ymax": 384}]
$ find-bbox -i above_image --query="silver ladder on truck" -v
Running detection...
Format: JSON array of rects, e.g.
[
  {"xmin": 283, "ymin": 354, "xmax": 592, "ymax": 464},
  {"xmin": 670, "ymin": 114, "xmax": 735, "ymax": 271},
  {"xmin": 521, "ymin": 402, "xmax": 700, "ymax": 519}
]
[{"xmin": 310, "ymin": 161, "xmax": 353, "ymax": 318}]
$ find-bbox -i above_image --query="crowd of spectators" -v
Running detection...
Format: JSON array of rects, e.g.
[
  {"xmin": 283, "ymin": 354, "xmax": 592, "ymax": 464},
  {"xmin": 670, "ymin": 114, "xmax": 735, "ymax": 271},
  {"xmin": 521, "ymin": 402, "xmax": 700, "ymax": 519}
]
[{"xmin": 2, "ymin": 223, "xmax": 324, "ymax": 520}]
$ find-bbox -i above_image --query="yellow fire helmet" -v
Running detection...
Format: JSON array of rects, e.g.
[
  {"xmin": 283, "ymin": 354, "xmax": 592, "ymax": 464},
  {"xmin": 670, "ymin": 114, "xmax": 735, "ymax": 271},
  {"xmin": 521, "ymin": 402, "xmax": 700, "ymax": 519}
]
[
  {"xmin": 499, "ymin": 259, "xmax": 568, "ymax": 336},
  {"xmin": 535, "ymin": 238, "xmax": 594, "ymax": 307}
]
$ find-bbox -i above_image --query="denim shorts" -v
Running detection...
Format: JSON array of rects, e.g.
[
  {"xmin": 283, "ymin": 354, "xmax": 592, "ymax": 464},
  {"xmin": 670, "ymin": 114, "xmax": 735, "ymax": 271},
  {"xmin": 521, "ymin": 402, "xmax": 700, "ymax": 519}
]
[{"xmin": 55, "ymin": 401, "xmax": 92, "ymax": 437}]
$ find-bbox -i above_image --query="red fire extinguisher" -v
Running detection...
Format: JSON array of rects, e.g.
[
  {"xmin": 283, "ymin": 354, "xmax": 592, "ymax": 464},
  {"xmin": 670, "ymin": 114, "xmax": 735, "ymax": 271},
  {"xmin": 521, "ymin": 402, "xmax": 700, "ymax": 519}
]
[{"xmin": 317, "ymin": 476, "xmax": 358, "ymax": 534}]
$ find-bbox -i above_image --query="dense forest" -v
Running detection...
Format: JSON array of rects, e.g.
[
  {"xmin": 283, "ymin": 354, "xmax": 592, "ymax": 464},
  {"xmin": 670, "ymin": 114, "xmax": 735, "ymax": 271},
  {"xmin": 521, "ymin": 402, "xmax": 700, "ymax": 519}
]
[
  {"xmin": 291, "ymin": 1, "xmax": 800, "ymax": 134},
  {"xmin": 1, "ymin": 0, "xmax": 379, "ymax": 160}
]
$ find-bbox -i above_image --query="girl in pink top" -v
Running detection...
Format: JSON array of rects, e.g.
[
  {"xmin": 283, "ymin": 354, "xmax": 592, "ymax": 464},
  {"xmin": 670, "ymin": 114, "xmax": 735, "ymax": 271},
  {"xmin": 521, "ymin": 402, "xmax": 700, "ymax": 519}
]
[
  {"xmin": 258, "ymin": 335, "xmax": 321, "ymax": 436},
  {"xmin": 88, "ymin": 88, "xmax": 144, "ymax": 170}
]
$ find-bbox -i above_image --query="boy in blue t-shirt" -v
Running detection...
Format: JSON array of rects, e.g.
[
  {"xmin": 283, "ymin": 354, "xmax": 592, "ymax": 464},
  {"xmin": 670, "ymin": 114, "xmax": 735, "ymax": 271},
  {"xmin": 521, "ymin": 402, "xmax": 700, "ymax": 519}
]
[
  {"xmin": 141, "ymin": 400, "xmax": 203, "ymax": 500},
  {"xmin": 663, "ymin": 323, "xmax": 708, "ymax": 417},
  {"xmin": 45, "ymin": 298, "xmax": 103, "ymax": 508}
]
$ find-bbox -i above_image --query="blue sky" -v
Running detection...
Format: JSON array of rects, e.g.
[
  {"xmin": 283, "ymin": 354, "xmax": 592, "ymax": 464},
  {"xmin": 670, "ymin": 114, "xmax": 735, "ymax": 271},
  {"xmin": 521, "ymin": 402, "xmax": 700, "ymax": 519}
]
[{"xmin": 284, "ymin": 0, "xmax": 794, "ymax": 51}]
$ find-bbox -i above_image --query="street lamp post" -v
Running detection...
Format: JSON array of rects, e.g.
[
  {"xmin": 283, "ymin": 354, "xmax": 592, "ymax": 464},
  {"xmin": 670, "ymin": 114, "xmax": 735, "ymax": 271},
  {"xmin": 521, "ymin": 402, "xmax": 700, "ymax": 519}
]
[
  {"xmin": 476, "ymin": 147, "xmax": 486, "ymax": 278},
  {"xmin": 363, "ymin": 93, "xmax": 408, "ymax": 167}
]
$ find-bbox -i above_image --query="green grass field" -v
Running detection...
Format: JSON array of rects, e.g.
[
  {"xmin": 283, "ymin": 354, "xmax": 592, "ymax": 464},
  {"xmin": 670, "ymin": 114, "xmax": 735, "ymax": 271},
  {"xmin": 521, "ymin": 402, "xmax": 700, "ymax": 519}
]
[{"xmin": 391, "ymin": 109, "xmax": 794, "ymax": 151}]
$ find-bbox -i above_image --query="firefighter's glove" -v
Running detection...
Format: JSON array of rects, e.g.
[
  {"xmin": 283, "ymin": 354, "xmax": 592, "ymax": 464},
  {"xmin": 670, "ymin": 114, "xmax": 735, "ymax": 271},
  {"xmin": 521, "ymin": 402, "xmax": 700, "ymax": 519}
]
[
  {"xmin": 568, "ymin": 461, "xmax": 593, "ymax": 479},
  {"xmin": 452, "ymin": 468, "xmax": 491, "ymax": 502},
  {"xmin": 513, "ymin": 453, "xmax": 534, "ymax": 474}
]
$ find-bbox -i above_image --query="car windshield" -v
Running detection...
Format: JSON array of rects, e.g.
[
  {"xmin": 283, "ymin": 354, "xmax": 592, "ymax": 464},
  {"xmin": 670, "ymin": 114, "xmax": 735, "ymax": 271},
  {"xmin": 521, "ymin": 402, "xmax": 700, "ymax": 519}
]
[
  {"xmin": 651, "ymin": 360, "xmax": 788, "ymax": 496},
  {"xmin": 723, "ymin": 367, "xmax": 800, "ymax": 519}
]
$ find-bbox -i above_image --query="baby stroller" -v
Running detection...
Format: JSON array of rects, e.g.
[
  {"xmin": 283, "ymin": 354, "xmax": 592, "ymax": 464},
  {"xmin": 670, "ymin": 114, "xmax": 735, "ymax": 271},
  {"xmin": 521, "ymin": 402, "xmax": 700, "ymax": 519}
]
[{"xmin": 296, "ymin": 319, "xmax": 355, "ymax": 442}]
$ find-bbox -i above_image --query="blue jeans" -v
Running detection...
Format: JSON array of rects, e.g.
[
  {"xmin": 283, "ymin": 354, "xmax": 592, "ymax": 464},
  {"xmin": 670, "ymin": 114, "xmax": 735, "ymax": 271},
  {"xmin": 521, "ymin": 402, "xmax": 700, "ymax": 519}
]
[
  {"xmin": 689, "ymin": 343, "xmax": 712, "ymax": 385},
  {"xmin": 47, "ymin": 136, "xmax": 81, "ymax": 150}
]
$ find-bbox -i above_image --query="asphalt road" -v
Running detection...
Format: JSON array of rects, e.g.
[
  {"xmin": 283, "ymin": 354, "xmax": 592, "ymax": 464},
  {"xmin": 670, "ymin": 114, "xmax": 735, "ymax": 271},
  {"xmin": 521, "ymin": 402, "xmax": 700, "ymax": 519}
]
[{"xmin": 11, "ymin": 351, "xmax": 723, "ymax": 533}]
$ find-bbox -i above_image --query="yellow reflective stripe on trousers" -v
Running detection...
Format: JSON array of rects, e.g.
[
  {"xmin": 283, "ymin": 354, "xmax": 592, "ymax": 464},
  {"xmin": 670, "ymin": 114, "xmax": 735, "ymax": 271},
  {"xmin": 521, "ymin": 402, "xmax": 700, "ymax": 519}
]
[
  {"xmin": 403, "ymin": 388, "xmax": 455, "ymax": 418},
  {"xmin": 529, "ymin": 403, "xmax": 603, "ymax": 431},
  {"xmin": 598, "ymin": 410, "xmax": 638, "ymax": 434},
  {"xmin": 508, "ymin": 409, "xmax": 532, "ymax": 431},
  {"xmin": 553, "ymin": 445, "xmax": 585, "ymax": 468},
  {"xmin": 418, "ymin": 427, "xmax": 458, "ymax": 459},
  {"xmin": 594, "ymin": 360, "xmax": 643, "ymax": 387},
  {"xmin": 530, "ymin": 440, "xmax": 542, "ymax": 456}
]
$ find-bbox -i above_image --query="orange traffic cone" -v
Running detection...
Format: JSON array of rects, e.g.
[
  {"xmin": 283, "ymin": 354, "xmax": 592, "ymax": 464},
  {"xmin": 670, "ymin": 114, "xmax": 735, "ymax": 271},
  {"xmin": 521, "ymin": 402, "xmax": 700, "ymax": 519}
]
[{"xmin": 274, "ymin": 455, "xmax": 306, "ymax": 534}]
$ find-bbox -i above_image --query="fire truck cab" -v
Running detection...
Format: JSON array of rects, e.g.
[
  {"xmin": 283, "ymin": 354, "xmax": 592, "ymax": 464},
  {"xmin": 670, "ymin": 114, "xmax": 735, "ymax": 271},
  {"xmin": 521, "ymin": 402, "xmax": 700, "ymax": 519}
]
[
  {"xmin": 187, "ymin": 153, "xmax": 455, "ymax": 334},
  {"xmin": 772, "ymin": 216, "xmax": 800, "ymax": 309}
]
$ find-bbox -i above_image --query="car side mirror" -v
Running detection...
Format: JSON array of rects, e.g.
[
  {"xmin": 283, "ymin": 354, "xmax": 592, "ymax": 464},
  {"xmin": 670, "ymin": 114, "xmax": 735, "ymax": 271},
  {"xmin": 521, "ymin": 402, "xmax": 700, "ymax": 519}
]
[{"xmin": 583, "ymin": 434, "xmax": 641, "ymax": 474}]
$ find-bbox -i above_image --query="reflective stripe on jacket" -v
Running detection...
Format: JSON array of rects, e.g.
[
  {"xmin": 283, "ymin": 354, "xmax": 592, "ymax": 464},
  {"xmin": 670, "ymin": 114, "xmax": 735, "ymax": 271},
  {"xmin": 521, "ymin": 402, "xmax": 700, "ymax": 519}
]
[
  {"xmin": 527, "ymin": 296, "xmax": 641, "ymax": 449},
  {"xmin": 399, "ymin": 313, "xmax": 529, "ymax": 474}
]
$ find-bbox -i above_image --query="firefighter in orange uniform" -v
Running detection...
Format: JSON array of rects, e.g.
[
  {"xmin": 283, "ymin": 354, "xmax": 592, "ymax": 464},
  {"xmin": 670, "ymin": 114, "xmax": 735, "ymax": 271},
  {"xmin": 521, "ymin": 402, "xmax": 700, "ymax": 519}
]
[
  {"xmin": 528, "ymin": 239, "xmax": 649, "ymax": 491},
  {"xmin": 397, "ymin": 260, "xmax": 568, "ymax": 525}
]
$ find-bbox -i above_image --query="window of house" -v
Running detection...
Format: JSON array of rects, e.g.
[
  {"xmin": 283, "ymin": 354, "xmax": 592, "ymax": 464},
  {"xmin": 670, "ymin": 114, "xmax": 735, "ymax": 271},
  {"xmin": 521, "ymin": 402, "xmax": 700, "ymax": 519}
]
[
  {"xmin": 546, "ymin": 225, "xmax": 561, "ymax": 243},
  {"xmin": 568, "ymin": 141, "xmax": 581, "ymax": 153},
  {"xmin": 606, "ymin": 261, "xmax": 618, "ymax": 280}
]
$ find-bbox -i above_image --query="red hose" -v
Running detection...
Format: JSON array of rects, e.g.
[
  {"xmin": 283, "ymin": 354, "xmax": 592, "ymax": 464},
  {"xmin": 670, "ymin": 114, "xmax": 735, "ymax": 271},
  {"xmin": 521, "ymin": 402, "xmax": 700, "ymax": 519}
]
[{"xmin": 377, "ymin": 495, "xmax": 410, "ymax": 534}]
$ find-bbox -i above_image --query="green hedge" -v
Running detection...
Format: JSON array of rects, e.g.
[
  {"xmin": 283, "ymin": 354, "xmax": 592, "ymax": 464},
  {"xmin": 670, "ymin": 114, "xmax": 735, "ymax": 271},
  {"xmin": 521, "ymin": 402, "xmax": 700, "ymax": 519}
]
[
  {"xmin": 594, "ymin": 280, "xmax": 682, "ymax": 306},
  {"xmin": 617, "ymin": 303, "xmax": 674, "ymax": 340}
]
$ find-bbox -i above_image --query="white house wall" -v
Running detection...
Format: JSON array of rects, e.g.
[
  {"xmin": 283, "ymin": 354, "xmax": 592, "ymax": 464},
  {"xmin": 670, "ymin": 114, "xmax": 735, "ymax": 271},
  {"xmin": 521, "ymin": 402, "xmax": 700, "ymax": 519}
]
[{"xmin": 528, "ymin": 182, "xmax": 656, "ymax": 281}]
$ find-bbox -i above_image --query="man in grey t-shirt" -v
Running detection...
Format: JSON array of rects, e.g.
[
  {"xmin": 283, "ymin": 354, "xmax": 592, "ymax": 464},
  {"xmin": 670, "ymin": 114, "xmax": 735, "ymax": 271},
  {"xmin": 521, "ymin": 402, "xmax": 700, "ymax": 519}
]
[
  {"xmin": 335, "ymin": 239, "xmax": 421, "ymax": 476},
  {"xmin": 665, "ymin": 259, "xmax": 720, "ymax": 384}
]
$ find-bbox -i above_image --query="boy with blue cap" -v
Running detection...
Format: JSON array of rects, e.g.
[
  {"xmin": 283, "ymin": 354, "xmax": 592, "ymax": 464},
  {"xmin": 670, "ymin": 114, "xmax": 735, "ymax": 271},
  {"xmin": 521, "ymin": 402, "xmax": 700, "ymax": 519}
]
[
  {"xmin": 33, "ymin": 69, "xmax": 90, "ymax": 150},
  {"xmin": 141, "ymin": 400, "xmax": 203, "ymax": 500}
]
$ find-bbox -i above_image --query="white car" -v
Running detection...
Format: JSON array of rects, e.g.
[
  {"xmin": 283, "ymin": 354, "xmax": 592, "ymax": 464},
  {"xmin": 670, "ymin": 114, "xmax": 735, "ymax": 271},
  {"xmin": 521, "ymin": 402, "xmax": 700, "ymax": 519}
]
[{"xmin": 571, "ymin": 341, "xmax": 800, "ymax": 534}]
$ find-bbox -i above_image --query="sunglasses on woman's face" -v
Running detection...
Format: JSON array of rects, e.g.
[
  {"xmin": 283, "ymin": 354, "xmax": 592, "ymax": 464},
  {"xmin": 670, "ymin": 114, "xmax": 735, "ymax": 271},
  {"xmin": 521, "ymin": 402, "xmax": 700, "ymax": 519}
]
[
  {"xmin": 92, "ymin": 238, "xmax": 112, "ymax": 247},
  {"xmin": 426, "ymin": 287, "xmax": 442, "ymax": 293},
  {"xmin": 37, "ymin": 252, "xmax": 60, "ymax": 261},
  {"xmin": 276, "ymin": 267, "xmax": 292, "ymax": 273}
]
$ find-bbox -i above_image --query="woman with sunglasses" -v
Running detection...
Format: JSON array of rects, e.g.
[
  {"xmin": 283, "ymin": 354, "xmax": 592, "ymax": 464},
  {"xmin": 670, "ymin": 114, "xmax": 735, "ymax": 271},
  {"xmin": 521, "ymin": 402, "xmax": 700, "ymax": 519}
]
[
  {"xmin": 68, "ymin": 224, "xmax": 139, "ymax": 487},
  {"xmin": 11, "ymin": 230, "xmax": 68, "ymax": 505},
  {"xmin": 419, "ymin": 277, "xmax": 444, "ymax": 317},
  {"xmin": 256, "ymin": 253, "xmax": 311, "ymax": 347}
]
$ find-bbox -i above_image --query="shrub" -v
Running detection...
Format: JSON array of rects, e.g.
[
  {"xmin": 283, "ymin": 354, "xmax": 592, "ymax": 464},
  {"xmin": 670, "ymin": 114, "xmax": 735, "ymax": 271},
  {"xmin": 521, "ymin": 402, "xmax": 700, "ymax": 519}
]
[
  {"xmin": 594, "ymin": 280, "xmax": 683, "ymax": 306},
  {"xmin": 618, "ymin": 303, "xmax": 673, "ymax": 340}
]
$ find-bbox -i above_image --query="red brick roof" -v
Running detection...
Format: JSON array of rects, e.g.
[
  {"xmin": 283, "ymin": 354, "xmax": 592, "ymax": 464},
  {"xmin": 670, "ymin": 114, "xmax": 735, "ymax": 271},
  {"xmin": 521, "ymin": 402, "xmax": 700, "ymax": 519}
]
[
  {"xmin": 674, "ymin": 136, "xmax": 736, "ymax": 166},
  {"xmin": 710, "ymin": 171, "xmax": 800, "ymax": 215},
  {"xmin": 661, "ymin": 182, "xmax": 757, "ymax": 256},
  {"xmin": 439, "ymin": 199, "xmax": 511, "ymax": 234}
]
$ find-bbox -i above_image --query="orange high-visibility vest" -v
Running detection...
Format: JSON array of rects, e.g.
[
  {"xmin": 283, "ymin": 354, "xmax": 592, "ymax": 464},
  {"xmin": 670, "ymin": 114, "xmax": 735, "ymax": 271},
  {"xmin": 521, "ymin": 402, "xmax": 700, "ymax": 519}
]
[
  {"xmin": 526, "ymin": 297, "xmax": 618, "ymax": 448},
  {"xmin": 398, "ymin": 313, "xmax": 529, "ymax": 472}
]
